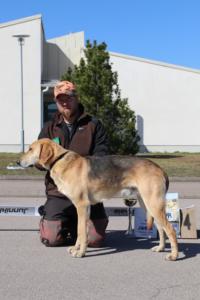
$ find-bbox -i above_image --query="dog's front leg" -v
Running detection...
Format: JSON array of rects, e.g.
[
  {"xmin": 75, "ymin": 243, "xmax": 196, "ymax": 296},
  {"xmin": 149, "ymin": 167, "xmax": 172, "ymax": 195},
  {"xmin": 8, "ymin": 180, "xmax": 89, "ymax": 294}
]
[{"xmin": 68, "ymin": 202, "xmax": 89, "ymax": 258}]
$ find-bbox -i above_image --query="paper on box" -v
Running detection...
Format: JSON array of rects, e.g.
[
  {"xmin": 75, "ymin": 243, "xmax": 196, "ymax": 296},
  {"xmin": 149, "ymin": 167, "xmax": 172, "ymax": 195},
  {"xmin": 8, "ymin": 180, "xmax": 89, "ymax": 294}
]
[{"xmin": 165, "ymin": 192, "xmax": 179, "ymax": 222}]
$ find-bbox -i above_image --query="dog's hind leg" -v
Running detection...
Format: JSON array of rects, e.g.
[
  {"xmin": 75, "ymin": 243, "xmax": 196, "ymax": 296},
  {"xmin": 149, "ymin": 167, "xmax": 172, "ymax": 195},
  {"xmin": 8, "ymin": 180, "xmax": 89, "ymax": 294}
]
[
  {"xmin": 151, "ymin": 222, "xmax": 165, "ymax": 252},
  {"xmin": 136, "ymin": 177, "xmax": 178, "ymax": 261},
  {"xmin": 137, "ymin": 193, "xmax": 156, "ymax": 232},
  {"xmin": 138, "ymin": 195, "xmax": 166, "ymax": 252},
  {"xmin": 145, "ymin": 199, "xmax": 178, "ymax": 261},
  {"xmin": 156, "ymin": 210, "xmax": 178, "ymax": 261}
]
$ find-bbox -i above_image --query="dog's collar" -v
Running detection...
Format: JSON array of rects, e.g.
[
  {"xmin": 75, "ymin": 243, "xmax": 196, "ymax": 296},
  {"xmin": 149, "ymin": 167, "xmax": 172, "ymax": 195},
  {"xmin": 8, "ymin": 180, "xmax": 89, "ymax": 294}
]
[{"xmin": 49, "ymin": 151, "xmax": 68, "ymax": 170}]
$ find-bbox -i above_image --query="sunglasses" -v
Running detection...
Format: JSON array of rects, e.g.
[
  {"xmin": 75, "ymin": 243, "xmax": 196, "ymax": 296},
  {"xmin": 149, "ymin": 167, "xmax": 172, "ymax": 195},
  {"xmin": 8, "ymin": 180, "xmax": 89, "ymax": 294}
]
[{"xmin": 55, "ymin": 96, "xmax": 75, "ymax": 104}]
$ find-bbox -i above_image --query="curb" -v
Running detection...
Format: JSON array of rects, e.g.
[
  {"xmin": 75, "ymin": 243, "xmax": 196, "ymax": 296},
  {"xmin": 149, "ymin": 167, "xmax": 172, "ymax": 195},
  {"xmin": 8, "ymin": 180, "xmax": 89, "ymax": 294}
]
[
  {"xmin": 0, "ymin": 175, "xmax": 200, "ymax": 182},
  {"xmin": 169, "ymin": 177, "xmax": 200, "ymax": 182},
  {"xmin": 0, "ymin": 175, "xmax": 45, "ymax": 180}
]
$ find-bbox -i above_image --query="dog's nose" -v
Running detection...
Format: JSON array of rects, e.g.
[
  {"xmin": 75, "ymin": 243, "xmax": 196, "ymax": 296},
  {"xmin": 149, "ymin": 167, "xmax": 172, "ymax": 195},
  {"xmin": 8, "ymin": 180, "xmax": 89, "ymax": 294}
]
[{"xmin": 16, "ymin": 160, "xmax": 20, "ymax": 166}]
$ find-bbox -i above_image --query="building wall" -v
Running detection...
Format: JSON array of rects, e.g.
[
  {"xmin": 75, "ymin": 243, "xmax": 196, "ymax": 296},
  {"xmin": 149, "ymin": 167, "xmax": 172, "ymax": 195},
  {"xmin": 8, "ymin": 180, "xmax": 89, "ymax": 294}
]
[
  {"xmin": 43, "ymin": 32, "xmax": 84, "ymax": 81},
  {"xmin": 0, "ymin": 15, "xmax": 42, "ymax": 152},
  {"xmin": 110, "ymin": 52, "xmax": 200, "ymax": 152},
  {"xmin": 0, "ymin": 14, "xmax": 199, "ymax": 153}
]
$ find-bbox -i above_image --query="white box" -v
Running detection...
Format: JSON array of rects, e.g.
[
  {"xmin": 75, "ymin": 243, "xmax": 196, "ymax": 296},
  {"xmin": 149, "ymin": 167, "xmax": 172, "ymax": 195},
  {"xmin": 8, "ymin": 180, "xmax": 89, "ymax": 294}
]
[
  {"xmin": 134, "ymin": 208, "xmax": 157, "ymax": 238},
  {"xmin": 134, "ymin": 193, "xmax": 180, "ymax": 239}
]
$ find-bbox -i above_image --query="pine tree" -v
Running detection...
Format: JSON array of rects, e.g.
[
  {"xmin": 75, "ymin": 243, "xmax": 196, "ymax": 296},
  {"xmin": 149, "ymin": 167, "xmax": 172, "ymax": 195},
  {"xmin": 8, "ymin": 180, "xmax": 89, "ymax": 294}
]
[{"xmin": 62, "ymin": 40, "xmax": 140, "ymax": 154}]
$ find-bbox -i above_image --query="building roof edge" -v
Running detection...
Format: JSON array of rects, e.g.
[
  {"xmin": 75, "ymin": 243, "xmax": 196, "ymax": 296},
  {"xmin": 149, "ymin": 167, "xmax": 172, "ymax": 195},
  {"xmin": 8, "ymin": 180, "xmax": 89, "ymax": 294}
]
[
  {"xmin": 110, "ymin": 51, "xmax": 200, "ymax": 74},
  {"xmin": 0, "ymin": 14, "xmax": 42, "ymax": 29}
]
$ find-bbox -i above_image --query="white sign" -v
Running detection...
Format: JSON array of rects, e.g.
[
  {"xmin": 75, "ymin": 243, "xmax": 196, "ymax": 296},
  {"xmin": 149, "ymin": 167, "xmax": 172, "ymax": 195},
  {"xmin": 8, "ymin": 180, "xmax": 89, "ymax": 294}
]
[{"xmin": 0, "ymin": 205, "xmax": 40, "ymax": 216}]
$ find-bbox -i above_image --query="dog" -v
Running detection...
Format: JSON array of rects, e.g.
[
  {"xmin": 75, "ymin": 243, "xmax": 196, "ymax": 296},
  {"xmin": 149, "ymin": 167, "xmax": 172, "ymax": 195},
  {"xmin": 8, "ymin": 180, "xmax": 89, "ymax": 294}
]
[{"xmin": 19, "ymin": 138, "xmax": 178, "ymax": 260}]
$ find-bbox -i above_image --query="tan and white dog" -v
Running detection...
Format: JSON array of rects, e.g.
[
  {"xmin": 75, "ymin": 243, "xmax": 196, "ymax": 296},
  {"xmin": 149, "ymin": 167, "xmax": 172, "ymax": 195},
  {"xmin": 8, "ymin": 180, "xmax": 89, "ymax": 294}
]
[{"xmin": 19, "ymin": 138, "xmax": 178, "ymax": 260}]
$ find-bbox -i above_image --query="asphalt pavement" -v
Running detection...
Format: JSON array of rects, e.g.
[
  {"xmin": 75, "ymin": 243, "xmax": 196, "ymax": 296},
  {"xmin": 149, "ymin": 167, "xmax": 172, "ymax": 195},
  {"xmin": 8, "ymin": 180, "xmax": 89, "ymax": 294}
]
[{"xmin": 0, "ymin": 176, "xmax": 199, "ymax": 300}]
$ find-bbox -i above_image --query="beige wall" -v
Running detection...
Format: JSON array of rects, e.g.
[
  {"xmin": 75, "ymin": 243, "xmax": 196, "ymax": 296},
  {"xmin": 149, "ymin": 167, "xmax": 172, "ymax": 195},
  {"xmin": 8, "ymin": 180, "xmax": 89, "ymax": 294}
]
[
  {"xmin": 0, "ymin": 15, "xmax": 42, "ymax": 152},
  {"xmin": 0, "ymin": 16, "xmax": 84, "ymax": 152},
  {"xmin": 110, "ymin": 52, "xmax": 200, "ymax": 152},
  {"xmin": 43, "ymin": 32, "xmax": 84, "ymax": 81}
]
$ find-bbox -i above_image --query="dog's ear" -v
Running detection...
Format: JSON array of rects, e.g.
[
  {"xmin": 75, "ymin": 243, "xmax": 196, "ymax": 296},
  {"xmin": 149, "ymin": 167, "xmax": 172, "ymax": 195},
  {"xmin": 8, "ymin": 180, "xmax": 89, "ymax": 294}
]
[{"xmin": 39, "ymin": 143, "xmax": 54, "ymax": 165}]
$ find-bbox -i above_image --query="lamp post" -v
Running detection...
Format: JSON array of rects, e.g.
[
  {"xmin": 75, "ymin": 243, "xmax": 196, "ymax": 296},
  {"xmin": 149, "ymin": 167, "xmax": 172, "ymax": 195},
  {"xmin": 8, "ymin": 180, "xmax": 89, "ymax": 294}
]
[{"xmin": 13, "ymin": 34, "xmax": 30, "ymax": 152}]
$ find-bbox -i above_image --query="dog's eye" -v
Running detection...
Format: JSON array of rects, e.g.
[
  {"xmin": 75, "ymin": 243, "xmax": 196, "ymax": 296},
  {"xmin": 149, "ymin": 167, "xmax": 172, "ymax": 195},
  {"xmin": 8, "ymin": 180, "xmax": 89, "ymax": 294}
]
[{"xmin": 29, "ymin": 147, "xmax": 32, "ymax": 151}]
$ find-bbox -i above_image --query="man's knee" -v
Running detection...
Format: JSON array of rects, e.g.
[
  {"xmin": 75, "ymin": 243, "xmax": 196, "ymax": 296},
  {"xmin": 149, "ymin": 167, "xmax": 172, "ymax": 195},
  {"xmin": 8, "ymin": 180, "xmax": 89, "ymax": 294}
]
[
  {"xmin": 39, "ymin": 217, "xmax": 109, "ymax": 248},
  {"xmin": 39, "ymin": 218, "xmax": 74, "ymax": 247},
  {"xmin": 87, "ymin": 217, "xmax": 109, "ymax": 248},
  {"xmin": 39, "ymin": 201, "xmax": 109, "ymax": 248},
  {"xmin": 88, "ymin": 203, "xmax": 109, "ymax": 247}
]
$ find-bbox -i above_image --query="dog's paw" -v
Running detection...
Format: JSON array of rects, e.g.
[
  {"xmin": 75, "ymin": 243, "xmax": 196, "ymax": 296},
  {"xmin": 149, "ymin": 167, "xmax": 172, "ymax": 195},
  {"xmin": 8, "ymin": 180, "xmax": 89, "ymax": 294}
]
[
  {"xmin": 67, "ymin": 246, "xmax": 78, "ymax": 254},
  {"xmin": 72, "ymin": 250, "xmax": 86, "ymax": 258},
  {"xmin": 165, "ymin": 253, "xmax": 178, "ymax": 261},
  {"xmin": 151, "ymin": 245, "xmax": 165, "ymax": 252},
  {"xmin": 68, "ymin": 246, "xmax": 85, "ymax": 258}
]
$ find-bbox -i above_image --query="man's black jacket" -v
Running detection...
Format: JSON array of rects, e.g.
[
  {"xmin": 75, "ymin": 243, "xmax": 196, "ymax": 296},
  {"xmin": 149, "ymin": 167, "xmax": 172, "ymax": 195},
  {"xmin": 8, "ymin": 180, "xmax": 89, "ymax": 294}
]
[{"xmin": 38, "ymin": 106, "xmax": 109, "ymax": 197}]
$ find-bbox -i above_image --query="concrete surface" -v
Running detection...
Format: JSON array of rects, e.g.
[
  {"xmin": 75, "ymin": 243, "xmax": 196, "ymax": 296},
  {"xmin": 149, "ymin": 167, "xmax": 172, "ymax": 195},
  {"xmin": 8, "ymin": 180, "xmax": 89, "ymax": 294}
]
[{"xmin": 0, "ymin": 177, "xmax": 199, "ymax": 300}]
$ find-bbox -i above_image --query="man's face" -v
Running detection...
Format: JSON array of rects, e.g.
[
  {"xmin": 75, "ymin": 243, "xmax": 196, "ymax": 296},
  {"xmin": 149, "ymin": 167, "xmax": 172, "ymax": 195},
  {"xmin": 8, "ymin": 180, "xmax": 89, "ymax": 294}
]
[{"xmin": 55, "ymin": 94, "xmax": 79, "ymax": 121}]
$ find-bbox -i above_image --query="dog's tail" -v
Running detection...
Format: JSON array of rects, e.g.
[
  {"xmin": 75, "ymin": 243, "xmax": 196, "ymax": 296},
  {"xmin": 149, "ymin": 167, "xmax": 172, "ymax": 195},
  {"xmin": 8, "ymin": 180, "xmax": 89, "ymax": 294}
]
[{"xmin": 146, "ymin": 212, "xmax": 154, "ymax": 230}]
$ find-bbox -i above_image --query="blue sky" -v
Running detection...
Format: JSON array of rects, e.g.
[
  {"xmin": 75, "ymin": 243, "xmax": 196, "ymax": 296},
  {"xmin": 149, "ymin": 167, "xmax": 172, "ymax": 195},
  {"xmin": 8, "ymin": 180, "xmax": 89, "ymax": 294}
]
[{"xmin": 1, "ymin": 0, "xmax": 200, "ymax": 70}]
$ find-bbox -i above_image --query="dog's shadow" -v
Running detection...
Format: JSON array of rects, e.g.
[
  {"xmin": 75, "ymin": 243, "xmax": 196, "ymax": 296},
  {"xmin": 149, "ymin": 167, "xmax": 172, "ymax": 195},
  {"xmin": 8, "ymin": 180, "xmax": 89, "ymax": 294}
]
[{"xmin": 86, "ymin": 230, "xmax": 200, "ymax": 260}]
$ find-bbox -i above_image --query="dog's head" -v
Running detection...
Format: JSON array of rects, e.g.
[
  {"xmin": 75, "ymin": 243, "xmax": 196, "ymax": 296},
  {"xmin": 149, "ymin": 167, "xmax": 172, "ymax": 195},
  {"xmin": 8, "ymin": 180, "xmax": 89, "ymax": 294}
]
[{"xmin": 19, "ymin": 138, "xmax": 66, "ymax": 170}]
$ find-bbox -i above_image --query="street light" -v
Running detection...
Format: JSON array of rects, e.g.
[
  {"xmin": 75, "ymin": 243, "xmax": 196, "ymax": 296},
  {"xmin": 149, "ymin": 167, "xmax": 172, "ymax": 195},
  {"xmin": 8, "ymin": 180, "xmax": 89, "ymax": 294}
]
[{"xmin": 13, "ymin": 34, "xmax": 30, "ymax": 152}]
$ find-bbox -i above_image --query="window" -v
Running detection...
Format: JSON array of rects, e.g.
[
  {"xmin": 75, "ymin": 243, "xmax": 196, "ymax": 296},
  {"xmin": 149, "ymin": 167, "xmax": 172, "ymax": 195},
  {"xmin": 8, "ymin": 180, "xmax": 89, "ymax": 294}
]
[{"xmin": 44, "ymin": 101, "xmax": 57, "ymax": 123}]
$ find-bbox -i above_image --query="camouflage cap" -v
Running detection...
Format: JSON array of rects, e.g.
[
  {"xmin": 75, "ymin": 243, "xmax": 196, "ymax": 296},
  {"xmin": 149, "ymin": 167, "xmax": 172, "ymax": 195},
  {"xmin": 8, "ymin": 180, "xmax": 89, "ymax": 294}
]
[{"xmin": 54, "ymin": 81, "xmax": 76, "ymax": 99}]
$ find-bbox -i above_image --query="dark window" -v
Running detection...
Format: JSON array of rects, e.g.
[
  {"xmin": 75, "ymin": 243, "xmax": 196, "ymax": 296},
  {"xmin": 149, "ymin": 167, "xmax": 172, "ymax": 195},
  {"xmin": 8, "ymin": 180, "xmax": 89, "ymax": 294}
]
[{"xmin": 44, "ymin": 101, "xmax": 57, "ymax": 123}]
